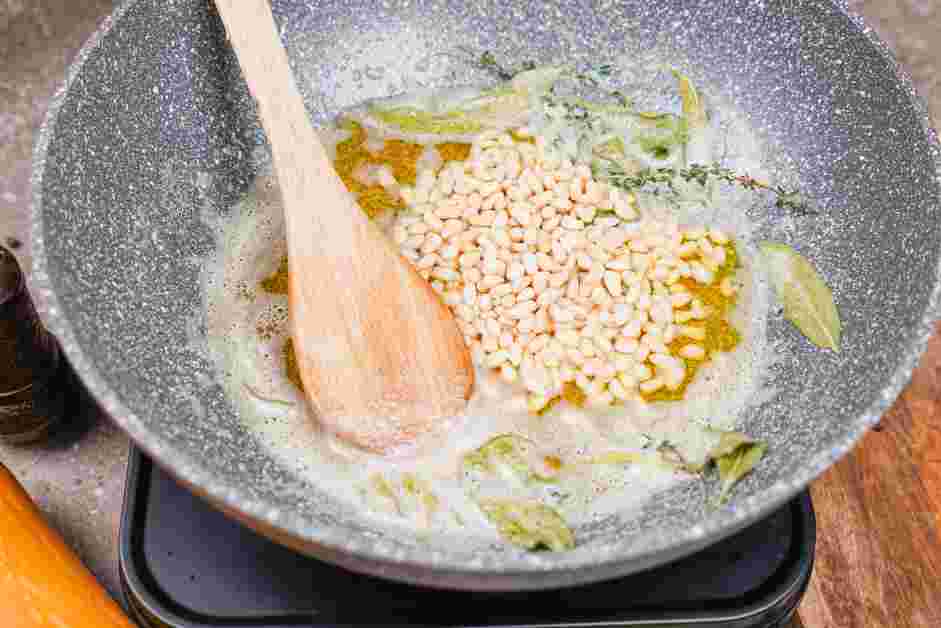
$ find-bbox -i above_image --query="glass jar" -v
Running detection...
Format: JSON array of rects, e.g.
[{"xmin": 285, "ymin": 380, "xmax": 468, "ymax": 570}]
[{"xmin": 0, "ymin": 246, "xmax": 65, "ymax": 444}]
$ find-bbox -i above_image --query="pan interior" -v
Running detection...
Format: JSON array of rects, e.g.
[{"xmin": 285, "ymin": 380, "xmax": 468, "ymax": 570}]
[{"xmin": 32, "ymin": 0, "xmax": 940, "ymax": 584}]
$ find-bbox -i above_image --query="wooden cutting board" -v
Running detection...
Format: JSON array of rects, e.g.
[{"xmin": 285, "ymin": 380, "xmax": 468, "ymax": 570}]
[{"xmin": 792, "ymin": 324, "xmax": 941, "ymax": 627}]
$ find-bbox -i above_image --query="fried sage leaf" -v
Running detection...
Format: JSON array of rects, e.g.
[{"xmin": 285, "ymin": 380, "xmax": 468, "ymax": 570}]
[
  {"xmin": 709, "ymin": 433, "xmax": 768, "ymax": 505},
  {"xmin": 759, "ymin": 242, "xmax": 841, "ymax": 352},
  {"xmin": 672, "ymin": 69, "xmax": 707, "ymax": 130},
  {"xmin": 635, "ymin": 114, "xmax": 689, "ymax": 161},
  {"xmin": 369, "ymin": 107, "xmax": 484, "ymax": 135},
  {"xmin": 402, "ymin": 472, "xmax": 440, "ymax": 516},
  {"xmin": 709, "ymin": 431, "xmax": 757, "ymax": 459},
  {"xmin": 462, "ymin": 434, "xmax": 556, "ymax": 487},
  {"xmin": 478, "ymin": 498, "xmax": 575, "ymax": 551},
  {"xmin": 362, "ymin": 472, "xmax": 443, "ymax": 528},
  {"xmin": 363, "ymin": 474, "xmax": 401, "ymax": 516}
]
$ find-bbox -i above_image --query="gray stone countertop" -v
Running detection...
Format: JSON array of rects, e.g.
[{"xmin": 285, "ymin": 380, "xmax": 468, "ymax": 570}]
[{"xmin": 1, "ymin": 0, "xmax": 939, "ymax": 619}]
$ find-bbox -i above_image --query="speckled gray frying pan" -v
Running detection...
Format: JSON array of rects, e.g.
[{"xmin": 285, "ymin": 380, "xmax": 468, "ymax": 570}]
[{"xmin": 30, "ymin": 0, "xmax": 941, "ymax": 590}]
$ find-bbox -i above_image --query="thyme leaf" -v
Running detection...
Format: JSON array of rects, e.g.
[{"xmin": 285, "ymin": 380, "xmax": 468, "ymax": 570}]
[
  {"xmin": 596, "ymin": 159, "xmax": 816, "ymax": 215},
  {"xmin": 476, "ymin": 50, "xmax": 535, "ymax": 81},
  {"xmin": 476, "ymin": 51, "xmax": 622, "ymax": 103}
]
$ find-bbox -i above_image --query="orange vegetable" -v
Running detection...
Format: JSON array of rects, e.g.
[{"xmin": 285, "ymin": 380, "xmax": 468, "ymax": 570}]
[{"xmin": 0, "ymin": 463, "xmax": 135, "ymax": 628}]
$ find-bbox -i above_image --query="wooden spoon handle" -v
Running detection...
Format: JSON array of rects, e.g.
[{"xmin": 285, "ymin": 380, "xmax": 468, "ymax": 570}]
[{"xmin": 214, "ymin": 0, "xmax": 367, "ymax": 245}]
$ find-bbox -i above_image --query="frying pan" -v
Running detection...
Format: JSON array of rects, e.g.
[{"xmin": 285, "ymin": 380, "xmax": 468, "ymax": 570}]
[{"xmin": 31, "ymin": 0, "xmax": 941, "ymax": 590}]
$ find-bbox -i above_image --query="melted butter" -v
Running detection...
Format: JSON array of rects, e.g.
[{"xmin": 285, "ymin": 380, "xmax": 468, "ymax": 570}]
[
  {"xmin": 259, "ymin": 255, "xmax": 289, "ymax": 294},
  {"xmin": 435, "ymin": 142, "xmax": 472, "ymax": 163},
  {"xmin": 264, "ymin": 125, "xmax": 474, "ymax": 392},
  {"xmin": 333, "ymin": 121, "xmax": 406, "ymax": 218},
  {"xmin": 283, "ymin": 339, "xmax": 302, "ymax": 390},
  {"xmin": 261, "ymin": 124, "xmax": 472, "ymax": 297},
  {"xmin": 642, "ymin": 242, "xmax": 741, "ymax": 403},
  {"xmin": 561, "ymin": 381, "xmax": 587, "ymax": 407},
  {"xmin": 272, "ymin": 135, "xmax": 743, "ymax": 409},
  {"xmin": 331, "ymin": 120, "xmax": 473, "ymax": 219},
  {"xmin": 200, "ymin": 103, "xmax": 775, "ymax": 543}
]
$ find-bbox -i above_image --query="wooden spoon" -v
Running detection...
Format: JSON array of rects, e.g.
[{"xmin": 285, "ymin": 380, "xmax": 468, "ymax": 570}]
[{"xmin": 214, "ymin": 0, "xmax": 473, "ymax": 454}]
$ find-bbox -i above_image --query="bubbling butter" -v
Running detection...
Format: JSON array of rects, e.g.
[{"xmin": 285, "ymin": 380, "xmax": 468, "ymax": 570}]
[{"xmin": 199, "ymin": 76, "xmax": 775, "ymax": 545}]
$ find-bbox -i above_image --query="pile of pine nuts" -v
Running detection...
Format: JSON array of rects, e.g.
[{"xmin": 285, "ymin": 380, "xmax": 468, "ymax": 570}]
[{"xmin": 392, "ymin": 130, "xmax": 736, "ymax": 410}]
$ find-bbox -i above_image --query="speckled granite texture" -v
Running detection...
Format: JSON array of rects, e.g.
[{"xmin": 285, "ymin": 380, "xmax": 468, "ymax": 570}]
[
  {"xmin": 1, "ymin": 0, "xmax": 123, "ymax": 597},
  {"xmin": 1, "ymin": 0, "xmax": 940, "ymax": 603}
]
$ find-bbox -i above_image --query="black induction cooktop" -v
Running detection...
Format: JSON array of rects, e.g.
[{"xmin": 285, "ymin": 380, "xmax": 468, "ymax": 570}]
[{"xmin": 119, "ymin": 446, "xmax": 813, "ymax": 627}]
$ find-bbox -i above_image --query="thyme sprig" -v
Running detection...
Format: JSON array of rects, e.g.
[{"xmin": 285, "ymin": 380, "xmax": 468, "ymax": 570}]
[
  {"xmin": 597, "ymin": 160, "xmax": 815, "ymax": 214},
  {"xmin": 477, "ymin": 50, "xmax": 535, "ymax": 81},
  {"xmin": 470, "ymin": 51, "xmax": 812, "ymax": 215},
  {"xmin": 476, "ymin": 52, "xmax": 620, "ymax": 100},
  {"xmin": 574, "ymin": 63, "xmax": 614, "ymax": 86}
]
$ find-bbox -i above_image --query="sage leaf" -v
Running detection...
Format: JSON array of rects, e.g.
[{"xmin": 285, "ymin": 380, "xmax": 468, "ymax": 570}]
[
  {"xmin": 708, "ymin": 431, "xmax": 757, "ymax": 459},
  {"xmin": 759, "ymin": 242, "xmax": 841, "ymax": 351},
  {"xmin": 369, "ymin": 106, "xmax": 484, "ymax": 135},
  {"xmin": 672, "ymin": 69, "xmax": 707, "ymax": 130},
  {"xmin": 402, "ymin": 472, "xmax": 440, "ymax": 515},
  {"xmin": 363, "ymin": 473, "xmax": 401, "ymax": 516},
  {"xmin": 462, "ymin": 434, "xmax": 556, "ymax": 488},
  {"xmin": 714, "ymin": 439, "xmax": 767, "ymax": 505},
  {"xmin": 478, "ymin": 498, "xmax": 575, "ymax": 551}
]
